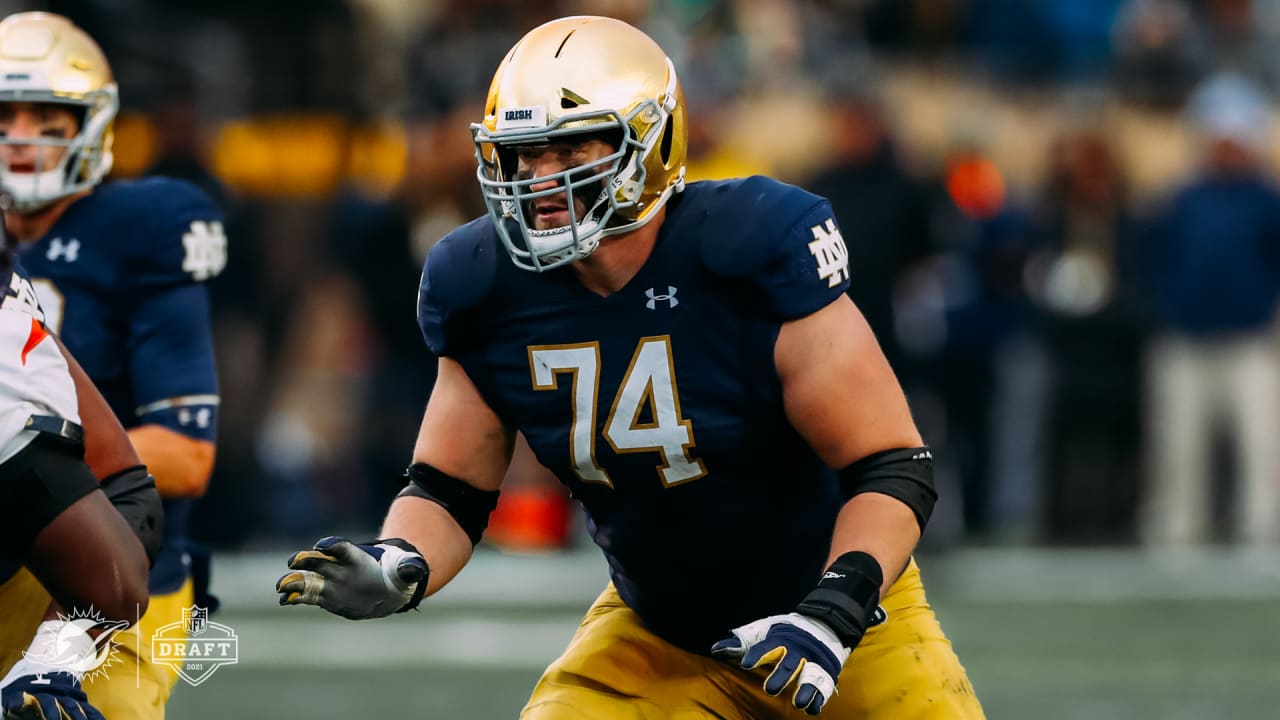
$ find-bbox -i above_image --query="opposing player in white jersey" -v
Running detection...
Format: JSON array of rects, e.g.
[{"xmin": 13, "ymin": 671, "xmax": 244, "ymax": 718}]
[{"xmin": 0, "ymin": 219, "xmax": 162, "ymax": 720}]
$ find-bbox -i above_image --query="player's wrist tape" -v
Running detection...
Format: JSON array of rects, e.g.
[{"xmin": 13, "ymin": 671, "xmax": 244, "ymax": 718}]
[
  {"xmin": 375, "ymin": 537, "xmax": 430, "ymax": 613},
  {"xmin": 397, "ymin": 463, "xmax": 500, "ymax": 546},
  {"xmin": 100, "ymin": 465, "xmax": 164, "ymax": 566},
  {"xmin": 795, "ymin": 551, "xmax": 883, "ymax": 650},
  {"xmin": 837, "ymin": 447, "xmax": 937, "ymax": 531}
]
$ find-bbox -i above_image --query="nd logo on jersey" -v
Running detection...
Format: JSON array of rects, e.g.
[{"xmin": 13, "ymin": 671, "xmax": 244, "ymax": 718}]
[
  {"xmin": 182, "ymin": 221, "xmax": 227, "ymax": 281},
  {"xmin": 808, "ymin": 218, "xmax": 849, "ymax": 288}
]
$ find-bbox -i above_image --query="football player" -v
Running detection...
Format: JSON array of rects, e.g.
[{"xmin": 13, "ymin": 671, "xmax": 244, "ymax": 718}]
[
  {"xmin": 0, "ymin": 228, "xmax": 162, "ymax": 720},
  {"xmin": 0, "ymin": 13, "xmax": 225, "ymax": 720},
  {"xmin": 278, "ymin": 15, "xmax": 985, "ymax": 718}
]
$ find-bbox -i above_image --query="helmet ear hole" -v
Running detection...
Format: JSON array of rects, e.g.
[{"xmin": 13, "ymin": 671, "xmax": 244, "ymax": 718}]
[{"xmin": 659, "ymin": 113, "xmax": 674, "ymax": 165}]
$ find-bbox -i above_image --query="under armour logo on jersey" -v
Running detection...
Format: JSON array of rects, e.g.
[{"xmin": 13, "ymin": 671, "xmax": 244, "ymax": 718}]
[
  {"xmin": 46, "ymin": 237, "xmax": 80, "ymax": 262},
  {"xmin": 178, "ymin": 407, "xmax": 213, "ymax": 429},
  {"xmin": 645, "ymin": 286, "xmax": 678, "ymax": 310},
  {"xmin": 808, "ymin": 219, "xmax": 849, "ymax": 288},
  {"xmin": 182, "ymin": 221, "xmax": 228, "ymax": 281}
]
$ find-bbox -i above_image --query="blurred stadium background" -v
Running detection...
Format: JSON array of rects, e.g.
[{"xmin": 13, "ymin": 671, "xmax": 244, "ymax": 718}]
[{"xmin": 7, "ymin": 0, "xmax": 1280, "ymax": 716}]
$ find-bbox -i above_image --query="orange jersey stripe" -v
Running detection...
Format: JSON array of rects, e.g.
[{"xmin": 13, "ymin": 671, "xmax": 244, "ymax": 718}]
[{"xmin": 21, "ymin": 317, "xmax": 49, "ymax": 365}]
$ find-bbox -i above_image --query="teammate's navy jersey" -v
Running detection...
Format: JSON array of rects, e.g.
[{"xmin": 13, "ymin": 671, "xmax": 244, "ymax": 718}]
[
  {"xmin": 16, "ymin": 177, "xmax": 225, "ymax": 594},
  {"xmin": 419, "ymin": 176, "xmax": 854, "ymax": 652}
]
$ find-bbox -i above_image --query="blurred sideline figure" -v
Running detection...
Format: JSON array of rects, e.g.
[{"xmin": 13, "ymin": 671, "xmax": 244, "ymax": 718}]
[
  {"xmin": 805, "ymin": 81, "xmax": 937, "ymax": 379},
  {"xmin": 279, "ymin": 16, "xmax": 984, "ymax": 718},
  {"xmin": 1139, "ymin": 71, "xmax": 1280, "ymax": 546},
  {"xmin": 0, "ymin": 201, "xmax": 161, "ymax": 720},
  {"xmin": 1025, "ymin": 129, "xmax": 1145, "ymax": 545},
  {"xmin": 0, "ymin": 13, "xmax": 226, "ymax": 718}
]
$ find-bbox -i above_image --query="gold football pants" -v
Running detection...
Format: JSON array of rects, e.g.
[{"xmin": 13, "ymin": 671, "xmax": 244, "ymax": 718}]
[{"xmin": 522, "ymin": 559, "xmax": 985, "ymax": 719}]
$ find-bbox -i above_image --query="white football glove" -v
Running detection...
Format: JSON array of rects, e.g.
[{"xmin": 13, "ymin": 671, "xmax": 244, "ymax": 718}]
[
  {"xmin": 276, "ymin": 536, "xmax": 428, "ymax": 620},
  {"xmin": 712, "ymin": 612, "xmax": 851, "ymax": 714}
]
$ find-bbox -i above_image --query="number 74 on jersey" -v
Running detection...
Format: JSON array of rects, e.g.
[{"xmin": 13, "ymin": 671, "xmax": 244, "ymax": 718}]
[{"xmin": 528, "ymin": 336, "xmax": 707, "ymax": 488}]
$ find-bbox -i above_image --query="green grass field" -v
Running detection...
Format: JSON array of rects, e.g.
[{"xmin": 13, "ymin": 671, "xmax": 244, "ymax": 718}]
[{"xmin": 163, "ymin": 547, "xmax": 1280, "ymax": 719}]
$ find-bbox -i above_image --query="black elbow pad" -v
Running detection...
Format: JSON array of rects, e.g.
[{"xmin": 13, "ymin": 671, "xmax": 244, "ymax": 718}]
[
  {"xmin": 101, "ymin": 465, "xmax": 164, "ymax": 566},
  {"xmin": 837, "ymin": 447, "xmax": 937, "ymax": 531},
  {"xmin": 397, "ymin": 463, "xmax": 500, "ymax": 546}
]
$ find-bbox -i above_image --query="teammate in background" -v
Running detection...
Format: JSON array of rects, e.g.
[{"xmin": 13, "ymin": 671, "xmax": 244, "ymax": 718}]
[
  {"xmin": 0, "ymin": 13, "xmax": 225, "ymax": 719},
  {"xmin": 279, "ymin": 16, "xmax": 983, "ymax": 718},
  {"xmin": 0, "ymin": 221, "xmax": 161, "ymax": 720}
]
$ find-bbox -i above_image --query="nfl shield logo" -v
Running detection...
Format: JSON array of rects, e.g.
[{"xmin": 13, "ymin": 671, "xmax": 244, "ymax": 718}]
[
  {"xmin": 153, "ymin": 605, "xmax": 238, "ymax": 686},
  {"xmin": 182, "ymin": 606, "xmax": 209, "ymax": 636}
]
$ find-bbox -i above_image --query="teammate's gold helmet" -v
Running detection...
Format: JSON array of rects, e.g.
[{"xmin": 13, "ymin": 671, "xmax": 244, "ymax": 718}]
[
  {"xmin": 472, "ymin": 16, "xmax": 688, "ymax": 271},
  {"xmin": 0, "ymin": 12, "xmax": 117, "ymax": 211}
]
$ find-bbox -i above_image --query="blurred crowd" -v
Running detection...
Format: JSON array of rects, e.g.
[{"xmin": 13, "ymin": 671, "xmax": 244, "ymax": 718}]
[{"xmin": 11, "ymin": 0, "xmax": 1280, "ymax": 550}]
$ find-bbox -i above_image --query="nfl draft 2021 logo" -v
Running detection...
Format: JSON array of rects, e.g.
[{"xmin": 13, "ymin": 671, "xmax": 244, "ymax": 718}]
[{"xmin": 151, "ymin": 606, "xmax": 238, "ymax": 686}]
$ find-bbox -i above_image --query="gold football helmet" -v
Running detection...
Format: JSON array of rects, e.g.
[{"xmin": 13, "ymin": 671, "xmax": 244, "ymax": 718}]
[
  {"xmin": 472, "ymin": 16, "xmax": 688, "ymax": 271},
  {"xmin": 0, "ymin": 12, "xmax": 117, "ymax": 211}
]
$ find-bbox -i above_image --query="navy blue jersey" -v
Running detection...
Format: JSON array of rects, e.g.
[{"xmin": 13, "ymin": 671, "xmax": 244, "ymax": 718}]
[
  {"xmin": 419, "ymin": 176, "xmax": 854, "ymax": 652},
  {"xmin": 17, "ymin": 177, "xmax": 225, "ymax": 594}
]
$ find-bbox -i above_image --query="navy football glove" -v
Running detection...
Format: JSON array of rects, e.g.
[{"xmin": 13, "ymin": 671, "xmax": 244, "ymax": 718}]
[
  {"xmin": 1, "ymin": 671, "xmax": 104, "ymax": 720},
  {"xmin": 712, "ymin": 551, "xmax": 887, "ymax": 715},
  {"xmin": 276, "ymin": 536, "xmax": 428, "ymax": 620},
  {"xmin": 712, "ymin": 612, "xmax": 852, "ymax": 714}
]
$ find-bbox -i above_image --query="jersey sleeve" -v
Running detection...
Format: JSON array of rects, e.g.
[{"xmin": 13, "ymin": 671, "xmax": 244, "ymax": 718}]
[
  {"xmin": 127, "ymin": 282, "xmax": 218, "ymax": 440},
  {"xmin": 755, "ymin": 199, "xmax": 851, "ymax": 319},
  {"xmin": 699, "ymin": 176, "xmax": 851, "ymax": 321},
  {"xmin": 417, "ymin": 218, "xmax": 499, "ymax": 357},
  {"xmin": 128, "ymin": 178, "xmax": 228, "ymax": 288},
  {"xmin": 112, "ymin": 180, "xmax": 222, "ymax": 438}
]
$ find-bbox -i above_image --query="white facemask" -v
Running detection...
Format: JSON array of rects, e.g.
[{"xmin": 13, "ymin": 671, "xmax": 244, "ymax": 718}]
[{"xmin": 0, "ymin": 165, "xmax": 69, "ymax": 212}]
